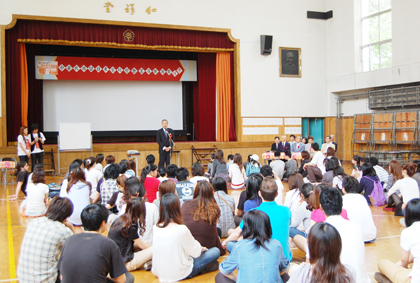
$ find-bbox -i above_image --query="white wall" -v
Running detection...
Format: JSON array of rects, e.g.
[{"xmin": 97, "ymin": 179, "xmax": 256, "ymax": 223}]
[
  {"xmin": 0, "ymin": 0, "xmax": 328, "ymax": 118},
  {"xmin": 326, "ymin": 0, "xmax": 420, "ymax": 117}
]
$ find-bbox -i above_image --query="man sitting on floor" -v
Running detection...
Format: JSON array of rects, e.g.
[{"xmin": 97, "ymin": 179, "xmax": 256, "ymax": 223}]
[{"xmin": 58, "ymin": 203, "xmax": 134, "ymax": 283}]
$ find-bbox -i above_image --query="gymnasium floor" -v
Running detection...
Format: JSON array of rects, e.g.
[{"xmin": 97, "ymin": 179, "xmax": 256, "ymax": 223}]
[{"xmin": 0, "ymin": 162, "xmax": 405, "ymax": 282}]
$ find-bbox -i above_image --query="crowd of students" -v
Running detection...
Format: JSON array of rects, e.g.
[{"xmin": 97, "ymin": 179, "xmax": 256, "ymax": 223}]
[{"xmin": 10, "ymin": 138, "xmax": 420, "ymax": 283}]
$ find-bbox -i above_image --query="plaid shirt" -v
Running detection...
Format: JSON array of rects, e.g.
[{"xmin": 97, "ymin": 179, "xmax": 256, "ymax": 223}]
[
  {"xmin": 17, "ymin": 217, "xmax": 72, "ymax": 283},
  {"xmin": 214, "ymin": 191, "xmax": 236, "ymax": 237},
  {"xmin": 100, "ymin": 179, "xmax": 118, "ymax": 206}
]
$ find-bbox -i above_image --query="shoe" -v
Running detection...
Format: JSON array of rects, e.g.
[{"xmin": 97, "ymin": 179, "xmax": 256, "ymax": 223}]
[
  {"xmin": 383, "ymin": 206, "xmax": 396, "ymax": 212},
  {"xmin": 143, "ymin": 260, "xmax": 152, "ymax": 271},
  {"xmin": 374, "ymin": 272, "xmax": 392, "ymax": 283},
  {"xmin": 200, "ymin": 261, "xmax": 219, "ymax": 274}
]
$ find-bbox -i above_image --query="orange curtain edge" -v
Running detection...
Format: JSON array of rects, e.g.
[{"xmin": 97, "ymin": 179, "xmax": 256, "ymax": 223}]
[{"xmin": 20, "ymin": 43, "xmax": 29, "ymax": 127}]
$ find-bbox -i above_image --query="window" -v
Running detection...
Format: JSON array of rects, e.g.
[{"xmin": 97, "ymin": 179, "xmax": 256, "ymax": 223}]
[{"xmin": 361, "ymin": 0, "xmax": 392, "ymax": 72}]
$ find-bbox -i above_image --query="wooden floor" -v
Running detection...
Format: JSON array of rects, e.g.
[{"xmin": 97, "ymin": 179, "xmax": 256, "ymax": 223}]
[{"xmin": 0, "ymin": 162, "xmax": 405, "ymax": 282}]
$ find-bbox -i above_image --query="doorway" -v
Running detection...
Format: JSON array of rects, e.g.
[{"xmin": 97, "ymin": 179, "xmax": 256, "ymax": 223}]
[{"xmin": 302, "ymin": 118, "xmax": 324, "ymax": 146}]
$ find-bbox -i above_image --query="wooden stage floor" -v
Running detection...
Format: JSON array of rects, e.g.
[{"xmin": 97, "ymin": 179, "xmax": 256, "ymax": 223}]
[{"xmin": 0, "ymin": 162, "xmax": 405, "ymax": 282}]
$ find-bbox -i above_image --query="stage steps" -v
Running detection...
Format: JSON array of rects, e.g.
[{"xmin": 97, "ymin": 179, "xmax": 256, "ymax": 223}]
[{"xmin": 191, "ymin": 145, "xmax": 218, "ymax": 169}]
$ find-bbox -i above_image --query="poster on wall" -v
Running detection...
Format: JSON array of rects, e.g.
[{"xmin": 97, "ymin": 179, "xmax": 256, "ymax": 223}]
[
  {"xmin": 284, "ymin": 118, "xmax": 302, "ymax": 125},
  {"xmin": 243, "ymin": 118, "xmax": 283, "ymax": 126},
  {"xmin": 35, "ymin": 56, "xmax": 197, "ymax": 81},
  {"xmin": 284, "ymin": 127, "xmax": 302, "ymax": 135},
  {"xmin": 243, "ymin": 127, "xmax": 279, "ymax": 135},
  {"xmin": 279, "ymin": 47, "xmax": 301, "ymax": 78}
]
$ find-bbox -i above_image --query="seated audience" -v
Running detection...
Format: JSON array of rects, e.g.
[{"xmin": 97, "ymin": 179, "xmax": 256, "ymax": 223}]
[
  {"xmin": 370, "ymin": 157, "xmax": 389, "ymax": 186},
  {"xmin": 242, "ymin": 154, "xmax": 252, "ymax": 170},
  {"xmin": 351, "ymin": 155, "xmax": 362, "ymax": 181},
  {"xmin": 95, "ymin": 153, "xmax": 104, "ymax": 172},
  {"xmin": 107, "ymin": 174, "xmax": 127, "ymax": 213},
  {"xmin": 66, "ymin": 167, "xmax": 91, "ymax": 226},
  {"xmin": 146, "ymin": 154, "xmax": 155, "ymax": 166},
  {"xmin": 64, "ymin": 159, "xmax": 83, "ymax": 180},
  {"xmin": 304, "ymin": 165, "xmax": 323, "ymax": 183},
  {"xmin": 284, "ymin": 172, "xmax": 304, "ymax": 214},
  {"xmin": 284, "ymin": 151, "xmax": 297, "ymax": 179},
  {"xmin": 243, "ymin": 174, "xmax": 263, "ymax": 213},
  {"xmin": 375, "ymin": 198, "xmax": 420, "ymax": 283},
  {"xmin": 322, "ymin": 158, "xmax": 335, "ymax": 186},
  {"xmin": 229, "ymin": 153, "xmax": 247, "ymax": 189},
  {"xmin": 270, "ymin": 151, "xmax": 285, "ymax": 180},
  {"xmin": 223, "ymin": 178, "xmax": 292, "ymax": 262},
  {"xmin": 158, "ymin": 166, "xmax": 168, "ymax": 182},
  {"xmin": 166, "ymin": 164, "xmax": 179, "ymax": 184},
  {"xmin": 289, "ymin": 183, "xmax": 313, "ymax": 253},
  {"xmin": 260, "ymin": 165, "xmax": 284, "ymax": 205},
  {"xmin": 387, "ymin": 163, "xmax": 420, "ymax": 216},
  {"xmin": 326, "ymin": 147, "xmax": 341, "ymax": 166},
  {"xmin": 298, "ymin": 150, "xmax": 311, "ymax": 176},
  {"xmin": 289, "ymin": 222, "xmax": 355, "ymax": 283},
  {"xmin": 154, "ymin": 179, "xmax": 180, "ymax": 209},
  {"xmin": 20, "ymin": 168, "xmax": 49, "ymax": 217},
  {"xmin": 99, "ymin": 163, "xmax": 120, "ymax": 206},
  {"xmin": 190, "ymin": 162, "xmax": 209, "ymax": 185},
  {"xmin": 211, "ymin": 150, "xmax": 229, "ymax": 182},
  {"xmin": 152, "ymin": 193, "xmax": 220, "ymax": 281},
  {"xmin": 245, "ymin": 154, "xmax": 261, "ymax": 177},
  {"xmin": 234, "ymin": 173, "xmax": 263, "ymax": 226},
  {"xmin": 141, "ymin": 164, "xmax": 160, "ymax": 203},
  {"xmin": 181, "ymin": 181, "xmax": 225, "ymax": 255},
  {"xmin": 125, "ymin": 159, "xmax": 136, "ymax": 178},
  {"xmin": 226, "ymin": 154, "xmax": 234, "ymax": 170},
  {"xmin": 206, "ymin": 153, "xmax": 215, "ymax": 177},
  {"xmin": 216, "ymin": 210, "xmax": 290, "ymax": 283},
  {"xmin": 213, "ymin": 177, "xmax": 235, "ymax": 238},
  {"xmin": 119, "ymin": 159, "xmax": 129, "ymax": 175},
  {"xmin": 333, "ymin": 165, "xmax": 347, "ymax": 191},
  {"xmin": 304, "ymin": 143, "xmax": 326, "ymax": 175},
  {"xmin": 58, "ymin": 203, "xmax": 134, "ymax": 283},
  {"xmin": 313, "ymin": 185, "xmax": 370, "ymax": 283},
  {"xmin": 342, "ymin": 176, "xmax": 377, "ymax": 243},
  {"xmin": 384, "ymin": 160, "xmax": 403, "ymax": 211},
  {"xmin": 17, "ymin": 197, "xmax": 75, "ymax": 283},
  {"xmin": 60, "ymin": 161, "xmax": 81, "ymax": 198},
  {"xmin": 175, "ymin": 167, "xmax": 195, "ymax": 202},
  {"xmin": 103, "ymin": 155, "xmax": 116, "ymax": 173},
  {"xmin": 108, "ymin": 198, "xmax": 153, "ymax": 271},
  {"xmin": 358, "ymin": 162, "xmax": 382, "ymax": 205},
  {"xmin": 8, "ymin": 161, "xmax": 30, "ymax": 201},
  {"xmin": 413, "ymin": 160, "xmax": 420, "ymax": 189},
  {"xmin": 307, "ymin": 184, "xmax": 349, "ymax": 227},
  {"xmin": 84, "ymin": 157, "xmax": 103, "ymax": 201}
]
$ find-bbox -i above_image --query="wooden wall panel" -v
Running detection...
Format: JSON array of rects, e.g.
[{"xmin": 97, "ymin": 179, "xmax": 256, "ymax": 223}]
[{"xmin": 324, "ymin": 117, "xmax": 336, "ymax": 138}]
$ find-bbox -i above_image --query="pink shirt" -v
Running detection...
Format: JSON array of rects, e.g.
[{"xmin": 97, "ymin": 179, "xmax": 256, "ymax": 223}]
[{"xmin": 310, "ymin": 208, "xmax": 349, "ymax": 223}]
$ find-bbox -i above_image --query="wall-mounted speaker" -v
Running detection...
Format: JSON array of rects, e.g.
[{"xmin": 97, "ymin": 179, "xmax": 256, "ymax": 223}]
[{"xmin": 260, "ymin": 35, "xmax": 273, "ymax": 55}]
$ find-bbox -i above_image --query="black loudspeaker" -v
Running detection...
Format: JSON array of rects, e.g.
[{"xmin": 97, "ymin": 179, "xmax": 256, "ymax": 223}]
[{"xmin": 260, "ymin": 35, "xmax": 273, "ymax": 55}]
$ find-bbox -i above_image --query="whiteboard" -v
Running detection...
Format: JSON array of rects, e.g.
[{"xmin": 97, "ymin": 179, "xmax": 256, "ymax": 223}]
[
  {"xmin": 43, "ymin": 80, "xmax": 183, "ymax": 131},
  {"xmin": 59, "ymin": 123, "xmax": 92, "ymax": 150}
]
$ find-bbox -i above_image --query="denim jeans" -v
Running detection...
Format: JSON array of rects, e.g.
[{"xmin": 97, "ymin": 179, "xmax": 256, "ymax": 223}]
[
  {"xmin": 226, "ymin": 241, "xmax": 237, "ymax": 254},
  {"xmin": 186, "ymin": 247, "xmax": 220, "ymax": 279},
  {"xmin": 289, "ymin": 227, "xmax": 307, "ymax": 238}
]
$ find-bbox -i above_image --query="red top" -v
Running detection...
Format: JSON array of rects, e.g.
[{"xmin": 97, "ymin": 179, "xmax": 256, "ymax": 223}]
[
  {"xmin": 143, "ymin": 177, "xmax": 161, "ymax": 203},
  {"xmin": 311, "ymin": 208, "xmax": 349, "ymax": 223}
]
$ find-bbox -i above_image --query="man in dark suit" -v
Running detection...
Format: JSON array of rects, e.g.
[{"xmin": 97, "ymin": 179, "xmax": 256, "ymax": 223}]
[
  {"xmin": 271, "ymin": 136, "xmax": 281, "ymax": 151},
  {"xmin": 157, "ymin": 119, "xmax": 175, "ymax": 168},
  {"xmin": 278, "ymin": 135, "xmax": 290, "ymax": 152},
  {"xmin": 330, "ymin": 134, "xmax": 338, "ymax": 152}
]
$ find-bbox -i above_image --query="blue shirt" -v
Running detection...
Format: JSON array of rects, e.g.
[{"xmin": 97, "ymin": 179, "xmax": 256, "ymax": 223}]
[
  {"xmin": 244, "ymin": 197, "xmax": 262, "ymax": 213},
  {"xmin": 220, "ymin": 239, "xmax": 289, "ymax": 283},
  {"xmin": 240, "ymin": 202, "xmax": 292, "ymax": 260}
]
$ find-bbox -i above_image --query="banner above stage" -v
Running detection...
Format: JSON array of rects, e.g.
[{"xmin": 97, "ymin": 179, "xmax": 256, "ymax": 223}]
[{"xmin": 35, "ymin": 56, "xmax": 197, "ymax": 81}]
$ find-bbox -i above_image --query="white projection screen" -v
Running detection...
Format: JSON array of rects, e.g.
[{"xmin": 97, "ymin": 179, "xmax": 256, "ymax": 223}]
[{"xmin": 43, "ymin": 80, "xmax": 184, "ymax": 132}]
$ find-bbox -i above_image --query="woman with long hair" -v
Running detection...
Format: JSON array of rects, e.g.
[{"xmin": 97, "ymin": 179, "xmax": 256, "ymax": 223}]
[
  {"xmin": 215, "ymin": 210, "xmax": 290, "ymax": 283},
  {"xmin": 375, "ymin": 198, "xmax": 420, "ymax": 283},
  {"xmin": 351, "ymin": 155, "xmax": 362, "ymax": 180},
  {"xmin": 358, "ymin": 163, "xmax": 382, "ymax": 205},
  {"xmin": 307, "ymin": 184, "xmax": 349, "ymax": 227},
  {"xmin": 211, "ymin": 150, "xmax": 229, "ymax": 182},
  {"xmin": 17, "ymin": 126, "xmax": 31, "ymax": 163},
  {"xmin": 387, "ymin": 163, "xmax": 419, "ymax": 216},
  {"xmin": 243, "ymin": 174, "xmax": 263, "ymax": 213},
  {"xmin": 95, "ymin": 153, "xmax": 105, "ymax": 172},
  {"xmin": 106, "ymin": 174, "xmax": 128, "ymax": 213},
  {"xmin": 288, "ymin": 222, "xmax": 355, "ymax": 283},
  {"xmin": 66, "ymin": 167, "xmax": 91, "ymax": 226},
  {"xmin": 108, "ymin": 197, "xmax": 153, "ymax": 271},
  {"xmin": 284, "ymin": 172, "xmax": 304, "ymax": 214},
  {"xmin": 84, "ymin": 157, "xmax": 103, "ymax": 201},
  {"xmin": 233, "ymin": 173, "xmax": 263, "ymax": 225},
  {"xmin": 245, "ymin": 154, "xmax": 261, "ymax": 177},
  {"xmin": 298, "ymin": 151, "xmax": 311, "ymax": 176},
  {"xmin": 19, "ymin": 168, "xmax": 49, "ymax": 217},
  {"xmin": 322, "ymin": 158, "xmax": 336, "ymax": 186},
  {"xmin": 229, "ymin": 153, "xmax": 247, "ymax": 190},
  {"xmin": 8, "ymin": 161, "xmax": 30, "ymax": 201},
  {"xmin": 181, "ymin": 181, "xmax": 225, "ymax": 255},
  {"xmin": 152, "ymin": 193, "xmax": 220, "ymax": 281},
  {"xmin": 333, "ymin": 166, "xmax": 347, "ymax": 191},
  {"xmin": 384, "ymin": 160, "xmax": 403, "ymax": 210},
  {"xmin": 289, "ymin": 183, "xmax": 313, "ymax": 253},
  {"xmin": 213, "ymin": 177, "xmax": 235, "ymax": 237},
  {"xmin": 140, "ymin": 164, "xmax": 160, "ymax": 203}
]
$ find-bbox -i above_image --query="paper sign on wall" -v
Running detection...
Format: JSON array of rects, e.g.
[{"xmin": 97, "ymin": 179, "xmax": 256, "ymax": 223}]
[
  {"xmin": 381, "ymin": 133, "xmax": 386, "ymax": 141},
  {"xmin": 243, "ymin": 127, "xmax": 279, "ymax": 135},
  {"xmin": 284, "ymin": 118, "xmax": 302, "ymax": 125},
  {"xmin": 243, "ymin": 118, "xmax": 283, "ymax": 126},
  {"xmin": 284, "ymin": 127, "xmax": 302, "ymax": 135}
]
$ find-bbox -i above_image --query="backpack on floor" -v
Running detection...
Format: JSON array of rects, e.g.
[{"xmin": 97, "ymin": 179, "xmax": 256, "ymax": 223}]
[{"xmin": 365, "ymin": 176, "xmax": 386, "ymax": 206}]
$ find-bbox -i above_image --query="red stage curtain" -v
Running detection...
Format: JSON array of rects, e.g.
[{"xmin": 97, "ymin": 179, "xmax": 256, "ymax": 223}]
[
  {"xmin": 193, "ymin": 53, "xmax": 217, "ymax": 141},
  {"xmin": 20, "ymin": 43, "xmax": 28, "ymax": 127}
]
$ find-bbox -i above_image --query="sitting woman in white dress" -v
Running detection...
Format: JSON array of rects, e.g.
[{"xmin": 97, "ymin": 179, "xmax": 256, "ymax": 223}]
[{"xmin": 20, "ymin": 168, "xmax": 49, "ymax": 217}]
